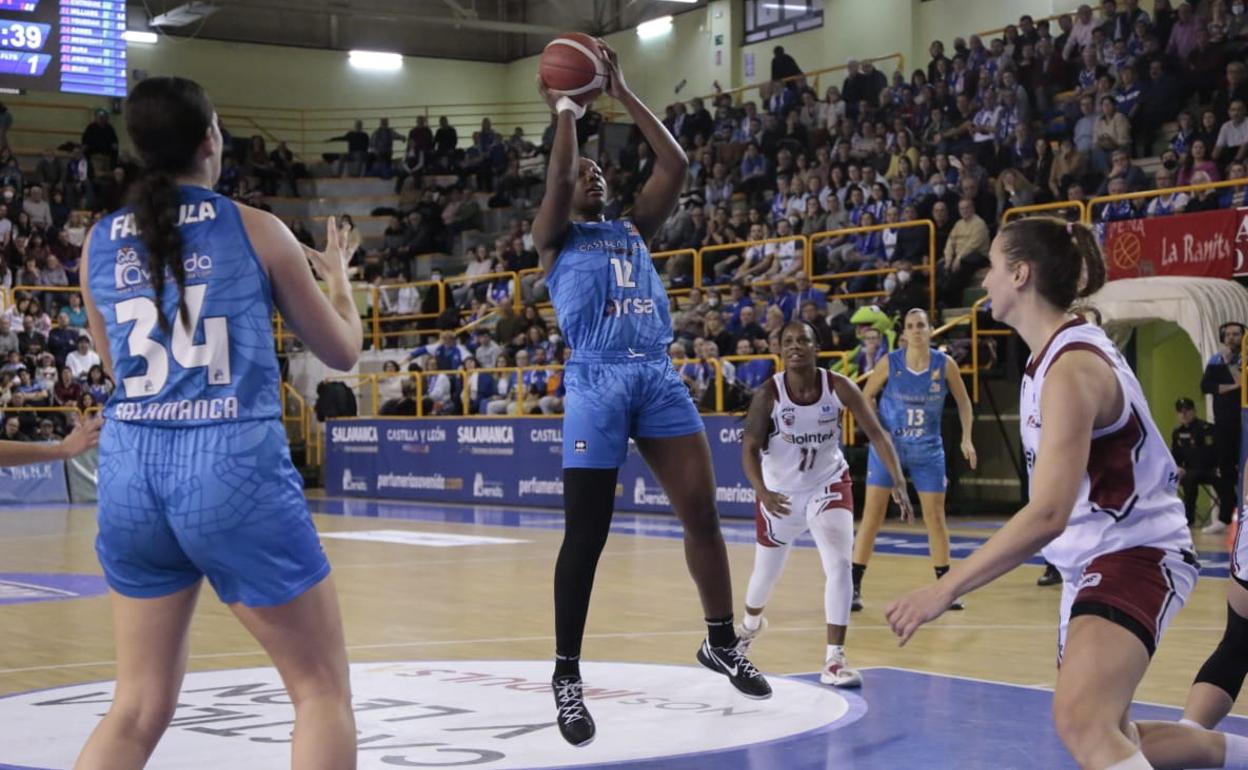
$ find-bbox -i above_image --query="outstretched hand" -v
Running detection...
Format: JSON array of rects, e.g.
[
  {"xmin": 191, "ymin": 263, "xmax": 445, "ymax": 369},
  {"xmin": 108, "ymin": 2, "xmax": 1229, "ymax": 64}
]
[
  {"xmin": 596, "ymin": 40, "xmax": 631, "ymax": 101},
  {"xmin": 884, "ymin": 582, "xmax": 952, "ymax": 646},
  {"xmin": 302, "ymin": 216, "xmax": 355, "ymax": 282}
]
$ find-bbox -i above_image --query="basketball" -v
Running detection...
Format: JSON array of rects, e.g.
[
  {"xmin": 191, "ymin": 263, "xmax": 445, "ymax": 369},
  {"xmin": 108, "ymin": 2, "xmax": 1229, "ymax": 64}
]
[{"xmin": 539, "ymin": 32, "xmax": 606, "ymax": 106}]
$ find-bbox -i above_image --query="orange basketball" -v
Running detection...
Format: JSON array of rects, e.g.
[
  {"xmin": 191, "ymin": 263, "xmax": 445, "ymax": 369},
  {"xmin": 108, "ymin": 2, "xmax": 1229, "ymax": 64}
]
[{"xmin": 539, "ymin": 32, "xmax": 606, "ymax": 106}]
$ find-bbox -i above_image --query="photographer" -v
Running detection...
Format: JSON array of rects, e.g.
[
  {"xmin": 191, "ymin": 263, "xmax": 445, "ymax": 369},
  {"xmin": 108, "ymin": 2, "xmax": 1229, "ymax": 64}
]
[{"xmin": 1199, "ymin": 321, "xmax": 1245, "ymax": 534}]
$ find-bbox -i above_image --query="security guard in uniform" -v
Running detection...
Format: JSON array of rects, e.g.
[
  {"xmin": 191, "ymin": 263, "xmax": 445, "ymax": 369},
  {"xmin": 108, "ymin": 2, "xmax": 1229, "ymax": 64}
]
[{"xmin": 1172, "ymin": 396, "xmax": 1221, "ymax": 527}]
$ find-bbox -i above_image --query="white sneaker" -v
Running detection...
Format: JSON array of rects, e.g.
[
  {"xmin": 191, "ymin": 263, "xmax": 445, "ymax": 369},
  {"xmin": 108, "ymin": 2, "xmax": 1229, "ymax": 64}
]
[
  {"xmin": 820, "ymin": 653, "xmax": 863, "ymax": 688},
  {"xmin": 736, "ymin": 616, "xmax": 768, "ymax": 653},
  {"xmin": 1203, "ymin": 520, "xmax": 1228, "ymax": 535}
]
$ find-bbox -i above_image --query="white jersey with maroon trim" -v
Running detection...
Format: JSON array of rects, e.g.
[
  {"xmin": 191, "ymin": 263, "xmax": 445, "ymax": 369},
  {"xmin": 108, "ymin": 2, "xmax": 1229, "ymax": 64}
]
[
  {"xmin": 761, "ymin": 371, "xmax": 849, "ymax": 494},
  {"xmin": 1019, "ymin": 319, "xmax": 1193, "ymax": 576}
]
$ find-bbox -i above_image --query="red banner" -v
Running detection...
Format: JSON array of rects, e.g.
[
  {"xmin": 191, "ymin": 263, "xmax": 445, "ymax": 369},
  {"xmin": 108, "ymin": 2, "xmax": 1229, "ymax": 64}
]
[{"xmin": 1104, "ymin": 209, "xmax": 1236, "ymax": 281}]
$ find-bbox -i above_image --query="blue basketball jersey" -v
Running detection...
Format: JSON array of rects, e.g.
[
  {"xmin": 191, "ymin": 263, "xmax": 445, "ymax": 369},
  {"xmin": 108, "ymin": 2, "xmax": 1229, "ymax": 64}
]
[
  {"xmin": 546, "ymin": 219, "xmax": 673, "ymax": 355},
  {"xmin": 87, "ymin": 185, "xmax": 281, "ymax": 425},
  {"xmin": 878, "ymin": 348, "xmax": 947, "ymax": 445}
]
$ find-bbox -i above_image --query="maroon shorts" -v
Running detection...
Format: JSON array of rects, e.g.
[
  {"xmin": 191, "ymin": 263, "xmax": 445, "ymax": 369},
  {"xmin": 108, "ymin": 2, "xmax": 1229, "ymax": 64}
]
[{"xmin": 1058, "ymin": 546, "xmax": 1198, "ymax": 661}]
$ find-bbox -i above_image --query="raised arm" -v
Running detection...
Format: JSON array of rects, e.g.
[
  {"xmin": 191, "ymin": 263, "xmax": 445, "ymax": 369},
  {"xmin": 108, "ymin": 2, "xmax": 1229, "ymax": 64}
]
[
  {"xmin": 946, "ymin": 355, "xmax": 977, "ymax": 469},
  {"xmin": 532, "ymin": 81, "xmax": 576, "ymax": 272},
  {"xmin": 741, "ymin": 382, "xmax": 790, "ymax": 515},
  {"xmin": 245, "ymin": 210, "xmax": 363, "ymax": 371},
  {"xmin": 832, "ymin": 370, "xmax": 912, "ymax": 521},
  {"xmin": 598, "ymin": 43, "xmax": 688, "ymax": 244},
  {"xmin": 885, "ymin": 350, "xmax": 1110, "ymax": 645}
]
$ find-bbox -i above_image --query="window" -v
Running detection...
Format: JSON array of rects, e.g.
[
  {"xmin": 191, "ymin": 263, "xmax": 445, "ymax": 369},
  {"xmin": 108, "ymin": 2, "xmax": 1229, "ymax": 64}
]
[{"xmin": 744, "ymin": 0, "xmax": 824, "ymax": 44}]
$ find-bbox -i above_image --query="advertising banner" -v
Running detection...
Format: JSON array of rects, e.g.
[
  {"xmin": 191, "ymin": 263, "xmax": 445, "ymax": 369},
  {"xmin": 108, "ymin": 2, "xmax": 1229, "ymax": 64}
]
[
  {"xmin": 324, "ymin": 417, "xmax": 758, "ymax": 518},
  {"xmin": 1103, "ymin": 208, "xmax": 1235, "ymax": 281},
  {"xmin": 0, "ymin": 459, "xmax": 69, "ymax": 504}
]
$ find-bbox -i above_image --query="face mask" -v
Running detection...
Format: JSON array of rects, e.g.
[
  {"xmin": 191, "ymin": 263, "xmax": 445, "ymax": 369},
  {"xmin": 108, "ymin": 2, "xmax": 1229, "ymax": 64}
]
[
  {"xmin": 708, "ymin": 295, "xmax": 721, "ymax": 307},
  {"xmin": 932, "ymin": 184, "xmax": 946, "ymax": 195},
  {"xmin": 897, "ymin": 269, "xmax": 911, "ymax": 285},
  {"xmin": 883, "ymin": 275, "xmax": 898, "ymax": 294},
  {"xmin": 1235, "ymin": 3, "xmax": 1245, "ymax": 14},
  {"xmin": 548, "ymin": 334, "xmax": 561, "ymax": 345}
]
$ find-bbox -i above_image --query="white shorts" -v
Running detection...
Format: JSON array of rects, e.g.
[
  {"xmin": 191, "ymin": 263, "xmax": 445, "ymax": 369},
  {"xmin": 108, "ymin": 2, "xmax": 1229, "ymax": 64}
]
[
  {"xmin": 755, "ymin": 471, "xmax": 853, "ymax": 547},
  {"xmin": 1057, "ymin": 546, "xmax": 1198, "ymax": 663}
]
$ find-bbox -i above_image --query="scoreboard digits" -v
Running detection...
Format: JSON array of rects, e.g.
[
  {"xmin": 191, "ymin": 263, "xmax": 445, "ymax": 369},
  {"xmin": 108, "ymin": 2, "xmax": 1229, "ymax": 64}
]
[{"xmin": 0, "ymin": 0, "xmax": 126, "ymax": 97}]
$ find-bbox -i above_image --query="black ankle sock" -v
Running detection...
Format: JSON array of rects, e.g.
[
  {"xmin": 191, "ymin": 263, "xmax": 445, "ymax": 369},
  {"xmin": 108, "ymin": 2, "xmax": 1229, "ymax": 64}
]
[
  {"xmin": 706, "ymin": 615, "xmax": 736, "ymax": 648},
  {"xmin": 554, "ymin": 653, "xmax": 580, "ymax": 679},
  {"xmin": 934, "ymin": 565, "xmax": 950, "ymax": 580},
  {"xmin": 852, "ymin": 562, "xmax": 866, "ymax": 590}
]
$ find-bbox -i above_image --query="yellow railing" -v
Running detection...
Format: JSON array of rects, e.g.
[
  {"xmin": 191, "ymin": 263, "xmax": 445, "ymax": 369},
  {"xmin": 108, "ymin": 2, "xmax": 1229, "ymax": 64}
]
[
  {"xmin": 1084, "ymin": 178, "xmax": 1248, "ymax": 224},
  {"xmin": 1001, "ymin": 200, "xmax": 1088, "ymax": 224},
  {"xmin": 280, "ymin": 381, "xmax": 313, "ymax": 462},
  {"xmin": 369, "ymin": 280, "xmax": 445, "ymax": 348},
  {"xmin": 809, "ymin": 219, "xmax": 937, "ymax": 315},
  {"xmin": 697, "ymin": 235, "xmax": 810, "ymax": 287},
  {"xmin": 673, "ymin": 357, "xmax": 724, "ymax": 413}
]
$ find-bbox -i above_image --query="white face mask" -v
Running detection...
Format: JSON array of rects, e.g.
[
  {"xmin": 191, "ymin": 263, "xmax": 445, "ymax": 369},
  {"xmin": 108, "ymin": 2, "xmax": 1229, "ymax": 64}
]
[
  {"xmin": 548, "ymin": 334, "xmax": 561, "ymax": 345},
  {"xmin": 883, "ymin": 275, "xmax": 898, "ymax": 294},
  {"xmin": 932, "ymin": 184, "xmax": 946, "ymax": 195},
  {"xmin": 1235, "ymin": 3, "xmax": 1245, "ymax": 14},
  {"xmin": 897, "ymin": 269, "xmax": 912, "ymax": 285}
]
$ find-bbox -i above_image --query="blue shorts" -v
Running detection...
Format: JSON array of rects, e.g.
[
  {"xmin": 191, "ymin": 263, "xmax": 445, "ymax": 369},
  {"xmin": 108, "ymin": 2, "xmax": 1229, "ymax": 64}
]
[
  {"xmin": 95, "ymin": 419, "xmax": 330, "ymax": 607},
  {"xmin": 866, "ymin": 441, "xmax": 947, "ymax": 494},
  {"xmin": 562, "ymin": 351, "xmax": 704, "ymax": 468}
]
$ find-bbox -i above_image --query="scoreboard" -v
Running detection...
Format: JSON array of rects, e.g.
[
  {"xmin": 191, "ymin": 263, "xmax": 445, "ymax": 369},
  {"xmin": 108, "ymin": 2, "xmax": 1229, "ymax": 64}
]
[{"xmin": 0, "ymin": 0, "xmax": 126, "ymax": 97}]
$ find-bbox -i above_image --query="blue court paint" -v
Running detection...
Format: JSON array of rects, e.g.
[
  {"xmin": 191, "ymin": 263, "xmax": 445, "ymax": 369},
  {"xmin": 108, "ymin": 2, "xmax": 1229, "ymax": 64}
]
[
  {"xmin": 3, "ymin": 667, "xmax": 1244, "ymax": 769},
  {"xmin": 0, "ymin": 573, "xmax": 108, "ymax": 606},
  {"xmin": 309, "ymin": 498, "xmax": 1234, "ymax": 578}
]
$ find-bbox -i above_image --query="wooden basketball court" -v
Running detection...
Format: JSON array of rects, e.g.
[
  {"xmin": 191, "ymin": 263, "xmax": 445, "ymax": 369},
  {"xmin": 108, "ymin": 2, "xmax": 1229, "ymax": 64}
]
[{"xmin": 2, "ymin": 495, "xmax": 1246, "ymax": 769}]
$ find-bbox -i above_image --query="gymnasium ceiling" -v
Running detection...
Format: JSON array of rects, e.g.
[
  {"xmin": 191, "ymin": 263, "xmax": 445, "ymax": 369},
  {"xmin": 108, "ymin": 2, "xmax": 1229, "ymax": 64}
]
[{"xmin": 136, "ymin": 0, "xmax": 709, "ymax": 62}]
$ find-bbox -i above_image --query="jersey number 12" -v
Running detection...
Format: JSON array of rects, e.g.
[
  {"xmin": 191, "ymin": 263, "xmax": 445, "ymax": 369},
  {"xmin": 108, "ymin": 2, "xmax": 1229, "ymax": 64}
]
[
  {"xmin": 610, "ymin": 258, "xmax": 636, "ymax": 288},
  {"xmin": 116, "ymin": 284, "xmax": 232, "ymax": 396}
]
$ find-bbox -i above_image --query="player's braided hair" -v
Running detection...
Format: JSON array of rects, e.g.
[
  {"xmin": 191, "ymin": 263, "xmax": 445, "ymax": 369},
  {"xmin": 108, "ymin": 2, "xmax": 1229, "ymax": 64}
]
[{"xmin": 123, "ymin": 77, "xmax": 215, "ymax": 333}]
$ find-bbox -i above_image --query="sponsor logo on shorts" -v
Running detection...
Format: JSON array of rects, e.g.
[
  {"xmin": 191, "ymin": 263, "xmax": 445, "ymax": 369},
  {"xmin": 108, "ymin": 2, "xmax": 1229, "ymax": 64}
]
[
  {"xmin": 472, "ymin": 473, "xmax": 505, "ymax": 499},
  {"xmin": 574, "ymin": 439, "xmax": 588, "ymax": 454},
  {"xmin": 1077, "ymin": 572, "xmax": 1102, "ymax": 590},
  {"xmin": 341, "ymin": 469, "xmax": 368, "ymax": 493}
]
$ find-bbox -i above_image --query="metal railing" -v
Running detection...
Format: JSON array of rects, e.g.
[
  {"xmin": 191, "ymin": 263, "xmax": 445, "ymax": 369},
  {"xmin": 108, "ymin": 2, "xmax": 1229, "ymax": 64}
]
[
  {"xmin": 697, "ymin": 235, "xmax": 811, "ymax": 287},
  {"xmin": 1001, "ymin": 200, "xmax": 1088, "ymax": 225},
  {"xmin": 1084, "ymin": 178, "xmax": 1248, "ymax": 223},
  {"xmin": 706, "ymin": 52, "xmax": 906, "ymax": 109},
  {"xmin": 809, "ymin": 219, "xmax": 937, "ymax": 315}
]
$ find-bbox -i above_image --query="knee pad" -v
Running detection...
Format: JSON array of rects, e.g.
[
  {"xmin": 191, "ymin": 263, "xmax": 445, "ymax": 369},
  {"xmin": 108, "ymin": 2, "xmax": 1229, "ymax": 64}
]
[{"xmin": 1194, "ymin": 604, "xmax": 1248, "ymax": 700}]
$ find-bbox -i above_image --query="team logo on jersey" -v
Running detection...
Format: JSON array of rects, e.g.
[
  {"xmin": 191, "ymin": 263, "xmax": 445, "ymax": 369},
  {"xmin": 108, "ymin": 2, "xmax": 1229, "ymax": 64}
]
[
  {"xmin": 930, "ymin": 382, "xmax": 941, "ymax": 393},
  {"xmin": 780, "ymin": 407, "xmax": 796, "ymax": 428},
  {"xmin": 818, "ymin": 404, "xmax": 836, "ymax": 424},
  {"xmin": 113, "ymin": 247, "xmax": 143, "ymax": 289},
  {"xmin": 1026, "ymin": 414, "xmax": 1042, "ymax": 429}
]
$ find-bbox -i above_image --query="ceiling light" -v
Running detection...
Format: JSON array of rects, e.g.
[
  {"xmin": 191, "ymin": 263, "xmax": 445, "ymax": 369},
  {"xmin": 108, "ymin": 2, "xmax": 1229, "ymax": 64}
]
[
  {"xmin": 637, "ymin": 15, "xmax": 674, "ymax": 39},
  {"xmin": 122, "ymin": 30, "xmax": 158, "ymax": 44},
  {"xmin": 763, "ymin": 2, "xmax": 810, "ymax": 9},
  {"xmin": 348, "ymin": 50, "xmax": 403, "ymax": 71}
]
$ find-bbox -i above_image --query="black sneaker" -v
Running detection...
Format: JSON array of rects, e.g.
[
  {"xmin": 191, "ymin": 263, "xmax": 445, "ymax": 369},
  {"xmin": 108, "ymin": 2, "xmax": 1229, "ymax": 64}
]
[
  {"xmin": 552, "ymin": 675, "xmax": 596, "ymax": 747},
  {"xmin": 1036, "ymin": 565, "xmax": 1062, "ymax": 587},
  {"xmin": 851, "ymin": 588, "xmax": 863, "ymax": 612},
  {"xmin": 697, "ymin": 638, "xmax": 772, "ymax": 699}
]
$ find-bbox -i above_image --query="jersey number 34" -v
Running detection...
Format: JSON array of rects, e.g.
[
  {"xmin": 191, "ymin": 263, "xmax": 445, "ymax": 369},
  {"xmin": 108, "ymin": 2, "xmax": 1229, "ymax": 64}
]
[{"xmin": 116, "ymin": 284, "xmax": 232, "ymax": 396}]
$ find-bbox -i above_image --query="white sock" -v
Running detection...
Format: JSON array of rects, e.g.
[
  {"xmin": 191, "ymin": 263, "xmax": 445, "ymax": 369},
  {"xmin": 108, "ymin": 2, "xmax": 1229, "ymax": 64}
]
[
  {"xmin": 1104, "ymin": 750, "xmax": 1152, "ymax": 770},
  {"xmin": 1223, "ymin": 733, "xmax": 1248, "ymax": 769},
  {"xmin": 743, "ymin": 612, "xmax": 762, "ymax": 631},
  {"xmin": 826, "ymin": 644, "xmax": 844, "ymax": 660}
]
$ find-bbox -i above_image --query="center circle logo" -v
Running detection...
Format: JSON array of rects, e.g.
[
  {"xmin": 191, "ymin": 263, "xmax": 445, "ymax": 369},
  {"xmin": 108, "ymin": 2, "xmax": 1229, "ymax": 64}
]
[{"xmin": 0, "ymin": 660, "xmax": 863, "ymax": 769}]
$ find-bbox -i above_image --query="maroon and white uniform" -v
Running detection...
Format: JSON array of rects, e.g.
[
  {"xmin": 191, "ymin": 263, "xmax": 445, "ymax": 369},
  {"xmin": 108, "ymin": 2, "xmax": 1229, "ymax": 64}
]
[
  {"xmin": 756, "ymin": 371, "xmax": 852, "ymax": 547},
  {"xmin": 1020, "ymin": 319, "xmax": 1197, "ymax": 658}
]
